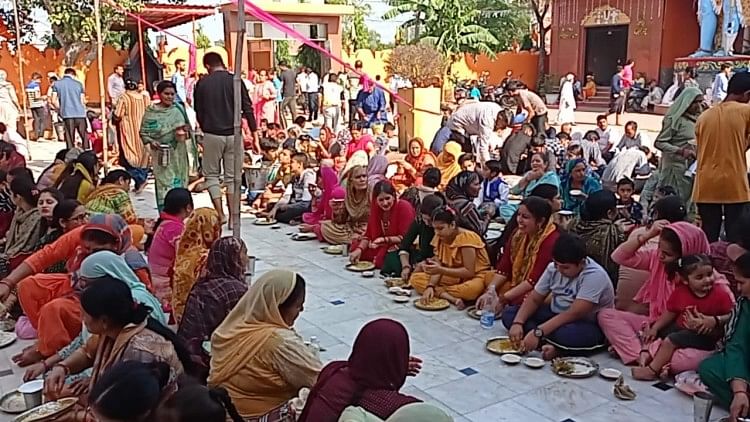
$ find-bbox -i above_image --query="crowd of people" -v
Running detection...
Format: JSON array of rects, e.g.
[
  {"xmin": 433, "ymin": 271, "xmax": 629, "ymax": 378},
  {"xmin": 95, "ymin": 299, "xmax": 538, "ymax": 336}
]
[{"xmin": 0, "ymin": 52, "xmax": 747, "ymax": 421}]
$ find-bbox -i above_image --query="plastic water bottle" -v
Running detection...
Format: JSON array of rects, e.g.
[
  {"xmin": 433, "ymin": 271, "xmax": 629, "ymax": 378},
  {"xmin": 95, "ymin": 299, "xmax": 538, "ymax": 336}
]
[
  {"xmin": 309, "ymin": 336, "xmax": 321, "ymax": 359},
  {"xmin": 480, "ymin": 291, "xmax": 498, "ymax": 329}
]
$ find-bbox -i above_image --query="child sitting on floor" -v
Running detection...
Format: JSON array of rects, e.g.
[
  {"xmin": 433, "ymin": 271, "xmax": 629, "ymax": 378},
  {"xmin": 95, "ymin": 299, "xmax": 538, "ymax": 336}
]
[
  {"xmin": 616, "ymin": 177, "xmax": 644, "ymax": 224},
  {"xmin": 633, "ymin": 254, "xmax": 734, "ymax": 380},
  {"xmin": 474, "ymin": 159, "xmax": 509, "ymax": 218}
]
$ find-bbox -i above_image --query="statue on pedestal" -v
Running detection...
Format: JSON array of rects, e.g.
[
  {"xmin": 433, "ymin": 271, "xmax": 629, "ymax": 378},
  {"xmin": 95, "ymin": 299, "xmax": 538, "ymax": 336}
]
[{"xmin": 691, "ymin": 0, "xmax": 745, "ymax": 57}]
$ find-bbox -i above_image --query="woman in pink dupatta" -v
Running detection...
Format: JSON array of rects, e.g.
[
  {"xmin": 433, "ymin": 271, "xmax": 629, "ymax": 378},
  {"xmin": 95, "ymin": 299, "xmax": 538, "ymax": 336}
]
[
  {"xmin": 598, "ymin": 221, "xmax": 733, "ymax": 373},
  {"xmin": 302, "ymin": 167, "xmax": 339, "ymax": 226}
]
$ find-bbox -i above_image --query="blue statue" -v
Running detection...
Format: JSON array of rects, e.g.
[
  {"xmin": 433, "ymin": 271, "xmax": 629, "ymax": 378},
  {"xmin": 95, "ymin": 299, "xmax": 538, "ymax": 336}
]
[{"xmin": 691, "ymin": 0, "xmax": 744, "ymax": 57}]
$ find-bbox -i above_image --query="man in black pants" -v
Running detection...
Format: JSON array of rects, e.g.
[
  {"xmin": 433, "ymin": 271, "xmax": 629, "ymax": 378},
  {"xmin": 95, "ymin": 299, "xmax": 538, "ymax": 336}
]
[
  {"xmin": 693, "ymin": 72, "xmax": 750, "ymax": 242},
  {"xmin": 278, "ymin": 61, "xmax": 297, "ymax": 128},
  {"xmin": 50, "ymin": 68, "xmax": 89, "ymax": 149},
  {"xmin": 507, "ymin": 80, "xmax": 548, "ymax": 141}
]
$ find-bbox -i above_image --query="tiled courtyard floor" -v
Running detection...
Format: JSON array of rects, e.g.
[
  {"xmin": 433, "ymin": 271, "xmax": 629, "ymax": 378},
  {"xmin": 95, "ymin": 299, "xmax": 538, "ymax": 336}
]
[{"xmin": 0, "ymin": 128, "xmax": 732, "ymax": 421}]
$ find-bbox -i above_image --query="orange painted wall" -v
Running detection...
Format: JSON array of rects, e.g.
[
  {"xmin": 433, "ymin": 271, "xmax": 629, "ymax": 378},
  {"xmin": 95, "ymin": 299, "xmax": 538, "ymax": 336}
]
[
  {"xmin": 0, "ymin": 44, "xmax": 129, "ymax": 104},
  {"xmin": 342, "ymin": 49, "xmax": 539, "ymax": 89}
]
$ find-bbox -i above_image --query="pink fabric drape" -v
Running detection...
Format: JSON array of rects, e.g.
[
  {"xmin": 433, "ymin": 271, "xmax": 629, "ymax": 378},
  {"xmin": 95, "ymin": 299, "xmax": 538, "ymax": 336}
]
[{"xmin": 303, "ymin": 167, "xmax": 340, "ymax": 225}]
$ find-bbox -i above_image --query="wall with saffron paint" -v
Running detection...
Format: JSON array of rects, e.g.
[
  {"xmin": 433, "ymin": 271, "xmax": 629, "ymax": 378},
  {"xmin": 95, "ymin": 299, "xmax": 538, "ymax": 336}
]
[{"xmin": 341, "ymin": 49, "xmax": 540, "ymax": 88}]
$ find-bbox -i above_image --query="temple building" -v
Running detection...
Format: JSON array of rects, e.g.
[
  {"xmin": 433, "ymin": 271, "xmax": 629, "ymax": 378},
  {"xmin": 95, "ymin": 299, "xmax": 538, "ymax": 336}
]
[{"xmin": 548, "ymin": 0, "xmax": 700, "ymax": 85}]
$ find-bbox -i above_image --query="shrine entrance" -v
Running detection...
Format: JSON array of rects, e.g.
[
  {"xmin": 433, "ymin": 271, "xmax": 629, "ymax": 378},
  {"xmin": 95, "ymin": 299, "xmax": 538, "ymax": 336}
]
[{"xmin": 585, "ymin": 25, "xmax": 629, "ymax": 85}]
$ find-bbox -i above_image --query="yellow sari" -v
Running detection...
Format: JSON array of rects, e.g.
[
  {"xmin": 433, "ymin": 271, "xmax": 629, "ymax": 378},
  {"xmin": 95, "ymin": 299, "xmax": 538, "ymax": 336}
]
[{"xmin": 435, "ymin": 141, "xmax": 462, "ymax": 188}]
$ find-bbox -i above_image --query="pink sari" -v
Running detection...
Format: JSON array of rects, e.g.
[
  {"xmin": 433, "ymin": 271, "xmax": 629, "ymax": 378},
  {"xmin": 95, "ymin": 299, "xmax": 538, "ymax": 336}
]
[{"xmin": 599, "ymin": 222, "xmax": 733, "ymax": 372}]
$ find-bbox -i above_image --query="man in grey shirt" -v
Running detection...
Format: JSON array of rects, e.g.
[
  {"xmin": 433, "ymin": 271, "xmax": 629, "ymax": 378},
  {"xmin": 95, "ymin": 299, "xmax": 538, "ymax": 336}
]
[
  {"xmin": 278, "ymin": 61, "xmax": 297, "ymax": 127},
  {"xmin": 503, "ymin": 233, "xmax": 614, "ymax": 359},
  {"xmin": 447, "ymin": 101, "xmax": 506, "ymax": 165}
]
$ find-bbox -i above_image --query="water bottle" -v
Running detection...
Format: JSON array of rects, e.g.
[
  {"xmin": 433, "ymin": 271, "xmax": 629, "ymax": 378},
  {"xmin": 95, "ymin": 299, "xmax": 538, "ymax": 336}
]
[
  {"xmin": 480, "ymin": 291, "xmax": 498, "ymax": 329},
  {"xmin": 310, "ymin": 336, "xmax": 321, "ymax": 359}
]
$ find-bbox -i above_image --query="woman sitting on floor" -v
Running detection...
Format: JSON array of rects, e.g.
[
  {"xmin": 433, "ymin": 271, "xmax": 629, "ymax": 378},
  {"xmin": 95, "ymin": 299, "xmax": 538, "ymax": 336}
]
[
  {"xmin": 171, "ymin": 207, "xmax": 221, "ymax": 323},
  {"xmin": 599, "ymin": 221, "xmax": 732, "ymax": 374},
  {"xmin": 35, "ymin": 198, "xmax": 87, "ymax": 274},
  {"xmin": 43, "ymin": 278, "xmax": 191, "ymax": 420},
  {"xmin": 615, "ymin": 195, "xmax": 687, "ymax": 314},
  {"xmin": 399, "ymin": 194, "xmax": 445, "ymax": 281},
  {"xmin": 410, "ymin": 205, "xmax": 493, "ymax": 308},
  {"xmin": 445, "ymin": 170, "xmax": 488, "ymax": 236},
  {"xmin": 208, "ymin": 269, "xmax": 321, "ymax": 421},
  {"xmin": 2, "ymin": 214, "xmax": 149, "ymax": 367},
  {"xmin": 560, "ymin": 158, "xmax": 602, "ymax": 214},
  {"xmin": 300, "ymin": 166, "xmax": 339, "ymax": 229},
  {"xmin": 500, "ymin": 152, "xmax": 561, "ymax": 222},
  {"xmin": 435, "ymin": 141, "xmax": 462, "ymax": 189},
  {"xmin": 366, "ymin": 155, "xmax": 389, "ymax": 192},
  {"xmin": 146, "ymin": 188, "xmax": 194, "ymax": 303},
  {"xmin": 178, "ymin": 237, "xmax": 249, "ymax": 381},
  {"xmin": 478, "ymin": 197, "xmax": 561, "ymax": 314},
  {"xmin": 0, "ymin": 176, "xmax": 43, "ymax": 276},
  {"xmin": 57, "ymin": 151, "xmax": 99, "ymax": 202},
  {"xmin": 503, "ymin": 233, "xmax": 615, "ymax": 360},
  {"xmin": 571, "ymin": 190, "xmax": 627, "ymax": 284},
  {"xmin": 84, "ymin": 169, "xmax": 138, "ymax": 225},
  {"xmin": 299, "ymin": 319, "xmax": 424, "ymax": 422},
  {"xmin": 317, "ymin": 166, "xmax": 369, "ymax": 245},
  {"xmin": 349, "ymin": 181, "xmax": 415, "ymax": 276}
]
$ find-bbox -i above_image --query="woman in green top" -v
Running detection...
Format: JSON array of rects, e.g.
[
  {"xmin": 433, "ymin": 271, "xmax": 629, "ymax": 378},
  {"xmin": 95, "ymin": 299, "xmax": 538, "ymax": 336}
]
[
  {"xmin": 140, "ymin": 80, "xmax": 196, "ymax": 211},
  {"xmin": 699, "ymin": 249, "xmax": 750, "ymax": 417},
  {"xmin": 653, "ymin": 87, "xmax": 703, "ymax": 206},
  {"xmin": 399, "ymin": 194, "xmax": 445, "ymax": 281}
]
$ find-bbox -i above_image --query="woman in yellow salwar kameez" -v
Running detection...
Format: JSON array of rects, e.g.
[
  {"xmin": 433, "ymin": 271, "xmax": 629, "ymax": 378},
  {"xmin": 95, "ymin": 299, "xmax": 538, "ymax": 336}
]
[{"xmin": 410, "ymin": 206, "xmax": 492, "ymax": 309}]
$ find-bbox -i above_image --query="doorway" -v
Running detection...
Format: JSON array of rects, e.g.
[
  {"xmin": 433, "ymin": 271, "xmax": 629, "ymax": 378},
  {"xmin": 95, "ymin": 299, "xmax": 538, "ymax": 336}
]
[{"xmin": 585, "ymin": 25, "xmax": 628, "ymax": 85}]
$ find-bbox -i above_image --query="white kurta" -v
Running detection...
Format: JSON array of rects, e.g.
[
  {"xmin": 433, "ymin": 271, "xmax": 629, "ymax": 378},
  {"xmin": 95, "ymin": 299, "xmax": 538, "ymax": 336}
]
[{"xmin": 557, "ymin": 80, "xmax": 577, "ymax": 124}]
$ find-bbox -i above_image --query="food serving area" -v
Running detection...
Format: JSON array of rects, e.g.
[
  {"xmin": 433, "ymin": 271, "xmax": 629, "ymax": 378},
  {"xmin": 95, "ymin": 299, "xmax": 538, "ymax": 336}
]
[{"xmin": 0, "ymin": 134, "xmax": 730, "ymax": 422}]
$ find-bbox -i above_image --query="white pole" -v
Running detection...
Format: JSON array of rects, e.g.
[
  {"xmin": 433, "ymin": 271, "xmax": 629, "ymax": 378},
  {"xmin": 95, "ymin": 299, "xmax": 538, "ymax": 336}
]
[
  {"xmin": 94, "ymin": 0, "xmax": 109, "ymax": 173},
  {"xmin": 231, "ymin": 0, "xmax": 246, "ymax": 239}
]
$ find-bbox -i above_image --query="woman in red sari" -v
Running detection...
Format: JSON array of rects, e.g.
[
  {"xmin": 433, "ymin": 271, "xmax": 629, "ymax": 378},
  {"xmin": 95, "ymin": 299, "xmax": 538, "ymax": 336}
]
[
  {"xmin": 403, "ymin": 137, "xmax": 436, "ymax": 183},
  {"xmin": 348, "ymin": 181, "xmax": 415, "ymax": 276}
]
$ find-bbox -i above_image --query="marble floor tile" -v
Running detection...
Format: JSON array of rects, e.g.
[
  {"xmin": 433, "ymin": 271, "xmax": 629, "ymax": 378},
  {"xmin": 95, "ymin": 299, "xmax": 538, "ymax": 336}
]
[
  {"xmin": 425, "ymin": 374, "xmax": 515, "ymax": 415},
  {"xmin": 514, "ymin": 380, "xmax": 609, "ymax": 421},
  {"xmin": 573, "ymin": 402, "xmax": 655, "ymax": 422},
  {"xmin": 426, "ymin": 339, "xmax": 497, "ymax": 370},
  {"xmin": 474, "ymin": 360, "xmax": 559, "ymax": 394},
  {"xmin": 465, "ymin": 399, "xmax": 554, "ymax": 422}
]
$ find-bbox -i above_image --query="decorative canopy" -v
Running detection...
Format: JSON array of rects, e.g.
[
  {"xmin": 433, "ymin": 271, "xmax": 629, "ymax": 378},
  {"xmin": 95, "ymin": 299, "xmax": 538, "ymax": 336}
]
[{"xmin": 113, "ymin": 3, "xmax": 218, "ymax": 31}]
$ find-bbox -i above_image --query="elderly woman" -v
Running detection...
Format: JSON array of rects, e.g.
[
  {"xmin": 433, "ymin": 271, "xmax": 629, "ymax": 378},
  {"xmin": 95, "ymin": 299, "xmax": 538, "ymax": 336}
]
[
  {"xmin": 445, "ymin": 170, "xmax": 487, "ymax": 236},
  {"xmin": 500, "ymin": 152, "xmax": 561, "ymax": 221},
  {"xmin": 366, "ymin": 155, "xmax": 389, "ymax": 192},
  {"xmin": 318, "ymin": 166, "xmax": 369, "ymax": 245},
  {"xmin": 208, "ymin": 269, "xmax": 321, "ymax": 420},
  {"xmin": 410, "ymin": 206, "xmax": 493, "ymax": 308},
  {"xmin": 178, "ymin": 237, "xmax": 249, "ymax": 380},
  {"xmin": 115, "ymin": 79, "xmax": 151, "ymax": 191},
  {"xmin": 393, "ymin": 137, "xmax": 436, "ymax": 188},
  {"xmin": 478, "ymin": 197, "xmax": 561, "ymax": 313},
  {"xmin": 299, "ymin": 319, "xmax": 423, "ymax": 422},
  {"xmin": 141, "ymin": 80, "xmax": 196, "ymax": 211},
  {"xmin": 599, "ymin": 221, "xmax": 732, "ymax": 374},
  {"xmin": 560, "ymin": 158, "xmax": 602, "ymax": 214},
  {"xmin": 654, "ymin": 87, "xmax": 703, "ymax": 204},
  {"xmin": 171, "ymin": 207, "xmax": 222, "ymax": 322}
]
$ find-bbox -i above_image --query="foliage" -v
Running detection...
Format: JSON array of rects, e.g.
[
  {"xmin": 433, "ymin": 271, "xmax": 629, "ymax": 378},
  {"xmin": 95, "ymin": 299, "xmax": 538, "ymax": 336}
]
[
  {"xmin": 383, "ymin": 0, "xmax": 500, "ymax": 61},
  {"xmin": 527, "ymin": 0, "xmax": 552, "ymax": 90},
  {"xmin": 274, "ymin": 40, "xmax": 291, "ymax": 66},
  {"xmin": 214, "ymin": 39, "xmax": 225, "ymax": 48},
  {"xmin": 195, "ymin": 24, "xmax": 212, "ymax": 49},
  {"xmin": 296, "ymin": 43, "xmax": 321, "ymax": 75},
  {"xmin": 476, "ymin": 0, "xmax": 531, "ymax": 51},
  {"xmin": 385, "ymin": 43, "xmax": 447, "ymax": 87},
  {"xmin": 0, "ymin": 7, "xmax": 34, "ymax": 50},
  {"xmin": 12, "ymin": 0, "xmax": 184, "ymax": 67}
]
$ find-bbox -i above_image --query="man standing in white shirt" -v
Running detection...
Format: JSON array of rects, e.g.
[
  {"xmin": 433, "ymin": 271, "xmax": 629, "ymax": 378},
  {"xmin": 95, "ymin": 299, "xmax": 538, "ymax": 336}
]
[
  {"xmin": 171, "ymin": 59, "xmax": 187, "ymax": 104},
  {"xmin": 321, "ymin": 73, "xmax": 344, "ymax": 131},
  {"xmin": 711, "ymin": 64, "xmax": 731, "ymax": 104},
  {"xmin": 304, "ymin": 67, "xmax": 320, "ymax": 122},
  {"xmin": 296, "ymin": 67, "xmax": 308, "ymax": 115}
]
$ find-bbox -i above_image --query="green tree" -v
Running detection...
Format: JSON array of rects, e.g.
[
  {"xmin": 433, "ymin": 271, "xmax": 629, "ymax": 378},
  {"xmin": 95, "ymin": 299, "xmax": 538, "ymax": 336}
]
[
  {"xmin": 527, "ymin": 0, "xmax": 551, "ymax": 90},
  {"xmin": 342, "ymin": 0, "xmax": 371, "ymax": 52},
  {"xmin": 296, "ymin": 44, "xmax": 321, "ymax": 75},
  {"xmin": 477, "ymin": 0, "xmax": 531, "ymax": 51},
  {"xmin": 15, "ymin": 0, "xmax": 183, "ymax": 67},
  {"xmin": 383, "ymin": 0, "xmax": 500, "ymax": 63},
  {"xmin": 195, "ymin": 24, "xmax": 212, "ymax": 49},
  {"xmin": 0, "ymin": 7, "xmax": 34, "ymax": 50},
  {"xmin": 274, "ymin": 40, "xmax": 291, "ymax": 66}
]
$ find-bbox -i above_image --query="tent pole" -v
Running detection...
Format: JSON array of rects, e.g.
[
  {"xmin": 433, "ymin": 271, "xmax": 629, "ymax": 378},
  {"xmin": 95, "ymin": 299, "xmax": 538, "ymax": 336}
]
[
  {"xmin": 12, "ymin": 0, "xmax": 29, "ymax": 154},
  {"xmin": 231, "ymin": 0, "xmax": 245, "ymax": 239},
  {"xmin": 138, "ymin": 19, "xmax": 146, "ymax": 88},
  {"xmin": 94, "ymin": 0, "xmax": 109, "ymax": 174}
]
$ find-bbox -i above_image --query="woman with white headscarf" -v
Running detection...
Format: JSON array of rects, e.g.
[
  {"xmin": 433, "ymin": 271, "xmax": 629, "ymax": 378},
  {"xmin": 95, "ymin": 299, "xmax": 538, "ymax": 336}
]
[{"xmin": 0, "ymin": 70, "xmax": 20, "ymax": 131}]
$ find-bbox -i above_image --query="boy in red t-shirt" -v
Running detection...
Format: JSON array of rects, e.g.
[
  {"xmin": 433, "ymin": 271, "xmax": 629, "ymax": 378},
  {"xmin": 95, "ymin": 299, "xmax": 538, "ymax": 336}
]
[{"xmin": 632, "ymin": 254, "xmax": 735, "ymax": 380}]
